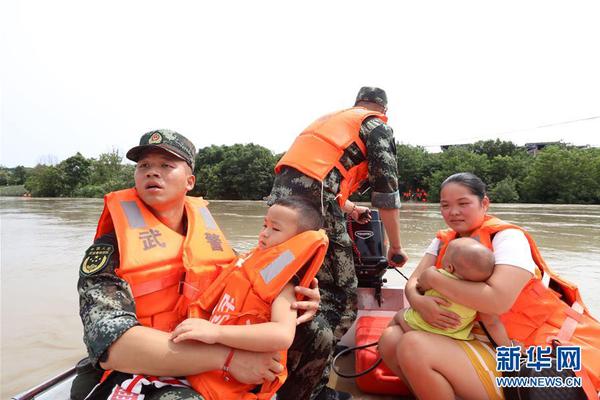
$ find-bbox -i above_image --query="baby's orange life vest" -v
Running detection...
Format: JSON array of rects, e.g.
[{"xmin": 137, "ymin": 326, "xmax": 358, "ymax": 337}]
[
  {"xmin": 95, "ymin": 188, "xmax": 236, "ymax": 332},
  {"xmin": 275, "ymin": 107, "xmax": 387, "ymax": 207},
  {"xmin": 436, "ymin": 215, "xmax": 600, "ymax": 398},
  {"xmin": 186, "ymin": 230, "xmax": 329, "ymax": 400}
]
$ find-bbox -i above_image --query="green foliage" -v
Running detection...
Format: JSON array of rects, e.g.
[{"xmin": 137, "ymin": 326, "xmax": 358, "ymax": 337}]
[
  {"xmin": 59, "ymin": 152, "xmax": 92, "ymax": 195},
  {"xmin": 8, "ymin": 139, "xmax": 600, "ymax": 204},
  {"xmin": 24, "ymin": 165, "xmax": 66, "ymax": 197},
  {"xmin": 0, "ymin": 165, "xmax": 30, "ymax": 185},
  {"xmin": 21, "ymin": 150, "xmax": 135, "ymax": 198},
  {"xmin": 520, "ymin": 146, "xmax": 600, "ymax": 203},
  {"xmin": 12, "ymin": 166, "xmax": 28, "ymax": 184},
  {"xmin": 467, "ymin": 139, "xmax": 521, "ymax": 158},
  {"xmin": 396, "ymin": 144, "xmax": 437, "ymax": 193},
  {"xmin": 0, "ymin": 185, "xmax": 27, "ymax": 196},
  {"xmin": 424, "ymin": 147, "xmax": 490, "ymax": 202},
  {"xmin": 0, "ymin": 167, "xmax": 9, "ymax": 185},
  {"xmin": 194, "ymin": 144, "xmax": 277, "ymax": 200},
  {"xmin": 489, "ymin": 177, "xmax": 520, "ymax": 203}
]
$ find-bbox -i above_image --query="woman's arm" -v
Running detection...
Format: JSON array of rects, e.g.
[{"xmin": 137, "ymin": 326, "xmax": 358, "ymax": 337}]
[
  {"xmin": 171, "ymin": 284, "xmax": 298, "ymax": 353},
  {"xmin": 479, "ymin": 313, "xmax": 511, "ymax": 347},
  {"xmin": 402, "ymin": 253, "xmax": 461, "ymax": 329},
  {"xmin": 418, "ymin": 263, "xmax": 532, "ymax": 314}
]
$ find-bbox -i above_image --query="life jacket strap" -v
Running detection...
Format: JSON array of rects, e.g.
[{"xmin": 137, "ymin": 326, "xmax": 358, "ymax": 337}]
[
  {"xmin": 130, "ymin": 271, "xmax": 184, "ymax": 298},
  {"xmin": 548, "ymin": 301, "xmax": 584, "ymax": 345},
  {"xmin": 574, "ymin": 368, "xmax": 599, "ymax": 400},
  {"xmin": 180, "ymin": 281, "xmax": 201, "ymax": 301},
  {"xmin": 541, "ymin": 271, "xmax": 551, "ymax": 287}
]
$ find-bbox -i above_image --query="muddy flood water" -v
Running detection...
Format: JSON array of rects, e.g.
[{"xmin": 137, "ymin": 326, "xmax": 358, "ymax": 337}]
[{"xmin": 1, "ymin": 197, "xmax": 599, "ymax": 397}]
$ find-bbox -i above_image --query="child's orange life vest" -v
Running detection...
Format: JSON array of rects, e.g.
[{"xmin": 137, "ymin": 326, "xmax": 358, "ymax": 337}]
[
  {"xmin": 436, "ymin": 215, "xmax": 600, "ymax": 398},
  {"xmin": 275, "ymin": 107, "xmax": 387, "ymax": 207},
  {"xmin": 186, "ymin": 230, "xmax": 329, "ymax": 400}
]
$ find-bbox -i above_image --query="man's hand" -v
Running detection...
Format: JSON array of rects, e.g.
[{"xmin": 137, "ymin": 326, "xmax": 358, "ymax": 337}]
[
  {"xmin": 228, "ymin": 350, "xmax": 283, "ymax": 385},
  {"xmin": 292, "ymin": 277, "xmax": 320, "ymax": 325},
  {"xmin": 170, "ymin": 318, "xmax": 220, "ymax": 344},
  {"xmin": 387, "ymin": 246, "xmax": 408, "ymax": 268},
  {"xmin": 350, "ymin": 206, "xmax": 372, "ymax": 224}
]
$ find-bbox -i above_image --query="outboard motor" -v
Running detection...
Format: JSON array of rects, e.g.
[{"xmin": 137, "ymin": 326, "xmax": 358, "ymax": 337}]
[{"xmin": 347, "ymin": 210, "xmax": 389, "ymax": 305}]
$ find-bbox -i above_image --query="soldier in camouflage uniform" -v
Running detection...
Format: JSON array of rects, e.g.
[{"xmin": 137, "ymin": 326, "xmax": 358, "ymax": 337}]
[
  {"xmin": 270, "ymin": 87, "xmax": 409, "ymax": 400},
  {"xmin": 73, "ymin": 130, "xmax": 321, "ymax": 400}
]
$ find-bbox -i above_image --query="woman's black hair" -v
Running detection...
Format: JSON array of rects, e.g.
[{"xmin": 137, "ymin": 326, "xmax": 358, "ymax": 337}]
[
  {"xmin": 440, "ymin": 172, "xmax": 487, "ymax": 201},
  {"xmin": 272, "ymin": 196, "xmax": 324, "ymax": 231}
]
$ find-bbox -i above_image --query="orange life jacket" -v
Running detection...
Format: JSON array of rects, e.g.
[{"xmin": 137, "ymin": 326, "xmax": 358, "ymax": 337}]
[
  {"xmin": 186, "ymin": 230, "xmax": 329, "ymax": 400},
  {"xmin": 95, "ymin": 188, "xmax": 236, "ymax": 332},
  {"xmin": 436, "ymin": 215, "xmax": 600, "ymax": 398},
  {"xmin": 275, "ymin": 107, "xmax": 387, "ymax": 207}
]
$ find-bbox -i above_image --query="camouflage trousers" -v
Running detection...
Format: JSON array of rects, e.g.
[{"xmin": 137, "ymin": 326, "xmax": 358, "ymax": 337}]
[{"xmin": 277, "ymin": 240, "xmax": 358, "ymax": 400}]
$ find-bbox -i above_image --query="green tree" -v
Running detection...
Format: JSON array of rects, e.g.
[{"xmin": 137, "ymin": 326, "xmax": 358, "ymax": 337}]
[
  {"xmin": 11, "ymin": 165, "xmax": 28, "ymax": 185},
  {"xmin": 468, "ymin": 139, "xmax": 520, "ymax": 158},
  {"xmin": 487, "ymin": 154, "xmax": 530, "ymax": 185},
  {"xmin": 0, "ymin": 167, "xmax": 9, "ymax": 185},
  {"xmin": 195, "ymin": 144, "xmax": 277, "ymax": 200},
  {"xmin": 24, "ymin": 165, "xmax": 66, "ymax": 197},
  {"xmin": 89, "ymin": 149, "xmax": 124, "ymax": 185},
  {"xmin": 489, "ymin": 177, "xmax": 520, "ymax": 203},
  {"xmin": 59, "ymin": 152, "xmax": 92, "ymax": 195},
  {"xmin": 425, "ymin": 147, "xmax": 490, "ymax": 202},
  {"xmin": 520, "ymin": 146, "xmax": 600, "ymax": 203},
  {"xmin": 396, "ymin": 144, "xmax": 438, "ymax": 194}
]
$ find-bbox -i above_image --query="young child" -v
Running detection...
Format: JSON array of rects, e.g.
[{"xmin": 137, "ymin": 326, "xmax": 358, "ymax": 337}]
[
  {"xmin": 395, "ymin": 237, "xmax": 510, "ymax": 345},
  {"xmin": 170, "ymin": 196, "xmax": 328, "ymax": 400}
]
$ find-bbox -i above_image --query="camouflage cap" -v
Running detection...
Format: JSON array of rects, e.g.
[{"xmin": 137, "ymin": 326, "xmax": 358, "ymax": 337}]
[
  {"xmin": 126, "ymin": 129, "xmax": 196, "ymax": 170},
  {"xmin": 354, "ymin": 86, "xmax": 388, "ymax": 108}
]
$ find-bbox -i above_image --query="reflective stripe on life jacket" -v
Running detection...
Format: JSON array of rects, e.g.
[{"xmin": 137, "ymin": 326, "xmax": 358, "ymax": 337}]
[
  {"xmin": 436, "ymin": 215, "xmax": 600, "ymax": 397},
  {"xmin": 275, "ymin": 107, "xmax": 387, "ymax": 207},
  {"xmin": 95, "ymin": 188, "xmax": 236, "ymax": 332},
  {"xmin": 187, "ymin": 229, "xmax": 329, "ymax": 400}
]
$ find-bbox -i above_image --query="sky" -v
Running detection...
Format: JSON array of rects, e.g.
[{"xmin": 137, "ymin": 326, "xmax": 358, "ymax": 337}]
[{"xmin": 1, "ymin": 0, "xmax": 599, "ymax": 167}]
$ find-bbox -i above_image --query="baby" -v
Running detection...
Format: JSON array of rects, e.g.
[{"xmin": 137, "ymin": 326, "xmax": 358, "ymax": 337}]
[{"xmin": 397, "ymin": 237, "xmax": 509, "ymax": 344}]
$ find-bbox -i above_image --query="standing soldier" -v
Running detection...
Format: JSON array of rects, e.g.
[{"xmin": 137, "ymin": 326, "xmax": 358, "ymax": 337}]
[{"xmin": 270, "ymin": 87, "xmax": 409, "ymax": 400}]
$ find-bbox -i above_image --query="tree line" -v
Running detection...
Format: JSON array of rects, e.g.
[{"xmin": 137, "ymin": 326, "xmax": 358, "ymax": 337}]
[{"xmin": 1, "ymin": 140, "xmax": 599, "ymax": 204}]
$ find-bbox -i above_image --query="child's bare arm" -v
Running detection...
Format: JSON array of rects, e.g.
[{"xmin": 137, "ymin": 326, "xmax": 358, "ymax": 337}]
[
  {"xmin": 479, "ymin": 312, "xmax": 511, "ymax": 347},
  {"xmin": 171, "ymin": 284, "xmax": 297, "ymax": 351},
  {"xmin": 214, "ymin": 283, "xmax": 297, "ymax": 352}
]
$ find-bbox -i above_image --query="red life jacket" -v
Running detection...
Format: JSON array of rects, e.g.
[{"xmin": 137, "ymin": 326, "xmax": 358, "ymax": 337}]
[
  {"xmin": 95, "ymin": 188, "xmax": 236, "ymax": 332},
  {"xmin": 275, "ymin": 107, "xmax": 387, "ymax": 207},
  {"xmin": 187, "ymin": 230, "xmax": 329, "ymax": 400},
  {"xmin": 436, "ymin": 215, "xmax": 600, "ymax": 398}
]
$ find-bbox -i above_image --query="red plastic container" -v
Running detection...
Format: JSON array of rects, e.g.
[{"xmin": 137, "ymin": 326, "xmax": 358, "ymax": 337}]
[{"xmin": 354, "ymin": 315, "xmax": 411, "ymax": 396}]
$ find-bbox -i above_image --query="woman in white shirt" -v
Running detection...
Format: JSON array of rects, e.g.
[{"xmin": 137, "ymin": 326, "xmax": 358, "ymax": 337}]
[{"xmin": 379, "ymin": 172, "xmax": 537, "ymax": 400}]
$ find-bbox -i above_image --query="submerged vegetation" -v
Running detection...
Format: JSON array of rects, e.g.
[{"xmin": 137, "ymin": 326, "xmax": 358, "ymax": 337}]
[{"xmin": 1, "ymin": 140, "xmax": 599, "ymax": 204}]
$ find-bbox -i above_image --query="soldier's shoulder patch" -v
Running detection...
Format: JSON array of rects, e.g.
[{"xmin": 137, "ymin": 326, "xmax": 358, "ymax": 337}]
[{"xmin": 80, "ymin": 244, "xmax": 114, "ymax": 276}]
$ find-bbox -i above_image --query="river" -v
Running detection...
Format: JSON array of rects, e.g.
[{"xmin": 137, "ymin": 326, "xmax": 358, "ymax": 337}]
[{"xmin": 1, "ymin": 198, "xmax": 599, "ymax": 398}]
